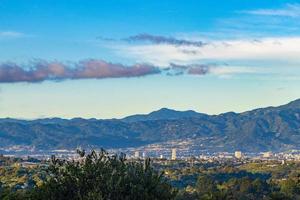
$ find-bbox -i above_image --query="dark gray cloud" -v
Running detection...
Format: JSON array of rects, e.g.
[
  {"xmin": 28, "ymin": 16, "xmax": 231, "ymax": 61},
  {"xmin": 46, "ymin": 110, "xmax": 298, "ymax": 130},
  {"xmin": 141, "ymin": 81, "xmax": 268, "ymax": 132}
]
[
  {"xmin": 187, "ymin": 66, "xmax": 210, "ymax": 75},
  {"xmin": 124, "ymin": 33, "xmax": 206, "ymax": 47},
  {"xmin": 169, "ymin": 63, "xmax": 210, "ymax": 75},
  {"xmin": 0, "ymin": 60, "xmax": 160, "ymax": 83},
  {"xmin": 0, "ymin": 59, "xmax": 219, "ymax": 83}
]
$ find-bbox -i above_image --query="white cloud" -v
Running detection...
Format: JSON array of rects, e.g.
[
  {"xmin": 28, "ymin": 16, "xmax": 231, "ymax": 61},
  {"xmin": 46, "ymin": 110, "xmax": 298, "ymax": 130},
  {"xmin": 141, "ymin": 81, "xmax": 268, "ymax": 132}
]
[
  {"xmin": 209, "ymin": 66, "xmax": 258, "ymax": 76},
  {"xmin": 113, "ymin": 37, "xmax": 300, "ymax": 66},
  {"xmin": 241, "ymin": 4, "xmax": 300, "ymax": 17},
  {"xmin": 0, "ymin": 31, "xmax": 26, "ymax": 38},
  {"xmin": 113, "ymin": 44, "xmax": 201, "ymax": 66}
]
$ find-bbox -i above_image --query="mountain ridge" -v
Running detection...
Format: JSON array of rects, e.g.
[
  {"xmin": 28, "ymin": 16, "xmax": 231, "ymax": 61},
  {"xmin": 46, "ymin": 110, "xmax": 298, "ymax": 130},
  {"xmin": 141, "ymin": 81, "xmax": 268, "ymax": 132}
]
[
  {"xmin": 121, "ymin": 107, "xmax": 207, "ymax": 122},
  {"xmin": 0, "ymin": 98, "xmax": 300, "ymax": 153},
  {"xmin": 2, "ymin": 98, "xmax": 299, "ymax": 122}
]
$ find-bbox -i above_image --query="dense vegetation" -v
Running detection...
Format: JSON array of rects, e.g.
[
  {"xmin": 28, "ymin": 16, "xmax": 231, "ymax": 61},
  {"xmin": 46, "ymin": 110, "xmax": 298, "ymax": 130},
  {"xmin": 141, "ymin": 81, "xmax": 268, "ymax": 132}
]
[
  {"xmin": 0, "ymin": 150, "xmax": 176, "ymax": 200},
  {"xmin": 173, "ymin": 164, "xmax": 300, "ymax": 200},
  {"xmin": 2, "ymin": 152, "xmax": 300, "ymax": 199}
]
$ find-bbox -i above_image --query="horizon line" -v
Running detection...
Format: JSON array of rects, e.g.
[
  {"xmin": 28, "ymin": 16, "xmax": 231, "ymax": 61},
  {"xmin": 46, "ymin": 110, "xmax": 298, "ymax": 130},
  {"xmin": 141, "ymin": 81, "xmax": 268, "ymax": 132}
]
[{"xmin": 1, "ymin": 97, "xmax": 299, "ymax": 121}]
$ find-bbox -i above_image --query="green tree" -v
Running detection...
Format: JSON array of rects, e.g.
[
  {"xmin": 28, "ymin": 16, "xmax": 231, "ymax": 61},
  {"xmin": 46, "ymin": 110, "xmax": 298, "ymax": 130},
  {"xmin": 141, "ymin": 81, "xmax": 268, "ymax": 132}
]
[
  {"xmin": 195, "ymin": 174, "xmax": 218, "ymax": 200},
  {"xmin": 280, "ymin": 177, "xmax": 300, "ymax": 199},
  {"xmin": 31, "ymin": 149, "xmax": 177, "ymax": 200}
]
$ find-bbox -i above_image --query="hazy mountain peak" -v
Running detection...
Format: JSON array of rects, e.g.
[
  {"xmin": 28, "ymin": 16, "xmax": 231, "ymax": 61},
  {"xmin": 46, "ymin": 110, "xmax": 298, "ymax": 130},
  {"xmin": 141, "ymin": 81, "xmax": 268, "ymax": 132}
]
[
  {"xmin": 122, "ymin": 107, "xmax": 204, "ymax": 122},
  {"xmin": 150, "ymin": 107, "xmax": 189, "ymax": 114},
  {"xmin": 1, "ymin": 98, "xmax": 300, "ymax": 153},
  {"xmin": 283, "ymin": 99, "xmax": 300, "ymax": 109},
  {"xmin": 150, "ymin": 107, "xmax": 177, "ymax": 114},
  {"xmin": 155, "ymin": 107, "xmax": 176, "ymax": 112}
]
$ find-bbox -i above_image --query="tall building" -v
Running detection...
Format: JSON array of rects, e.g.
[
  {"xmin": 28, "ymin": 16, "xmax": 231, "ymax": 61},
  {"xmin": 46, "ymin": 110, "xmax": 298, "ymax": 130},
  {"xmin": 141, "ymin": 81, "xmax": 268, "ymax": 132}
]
[
  {"xmin": 171, "ymin": 148, "xmax": 177, "ymax": 160},
  {"xmin": 234, "ymin": 151, "xmax": 242, "ymax": 159},
  {"xmin": 134, "ymin": 151, "xmax": 139, "ymax": 158}
]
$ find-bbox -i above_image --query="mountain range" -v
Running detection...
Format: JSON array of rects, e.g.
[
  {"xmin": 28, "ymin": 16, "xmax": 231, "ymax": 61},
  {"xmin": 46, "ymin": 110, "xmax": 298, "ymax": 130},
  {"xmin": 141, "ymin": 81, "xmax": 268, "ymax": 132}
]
[{"xmin": 1, "ymin": 99, "xmax": 300, "ymax": 152}]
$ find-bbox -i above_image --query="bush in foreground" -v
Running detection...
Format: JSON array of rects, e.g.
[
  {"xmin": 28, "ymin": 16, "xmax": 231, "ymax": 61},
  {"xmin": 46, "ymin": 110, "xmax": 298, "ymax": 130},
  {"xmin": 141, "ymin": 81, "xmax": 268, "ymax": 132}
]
[
  {"xmin": 30, "ymin": 149, "xmax": 176, "ymax": 200},
  {"xmin": 5, "ymin": 150, "xmax": 176, "ymax": 200}
]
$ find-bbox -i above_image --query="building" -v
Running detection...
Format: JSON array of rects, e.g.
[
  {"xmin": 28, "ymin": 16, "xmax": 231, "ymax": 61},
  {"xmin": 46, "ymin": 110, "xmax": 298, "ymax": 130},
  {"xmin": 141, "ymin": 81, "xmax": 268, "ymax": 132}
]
[
  {"xmin": 134, "ymin": 151, "xmax": 139, "ymax": 158},
  {"xmin": 171, "ymin": 148, "xmax": 177, "ymax": 160},
  {"xmin": 234, "ymin": 151, "xmax": 242, "ymax": 159},
  {"xmin": 262, "ymin": 151, "xmax": 272, "ymax": 158}
]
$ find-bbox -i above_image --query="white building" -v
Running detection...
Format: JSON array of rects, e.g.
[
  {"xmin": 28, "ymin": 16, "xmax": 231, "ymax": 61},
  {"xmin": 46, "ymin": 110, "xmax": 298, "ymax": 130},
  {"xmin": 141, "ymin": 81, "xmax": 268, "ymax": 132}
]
[
  {"xmin": 234, "ymin": 151, "xmax": 242, "ymax": 159},
  {"xmin": 171, "ymin": 148, "xmax": 177, "ymax": 160},
  {"xmin": 134, "ymin": 151, "xmax": 139, "ymax": 158},
  {"xmin": 262, "ymin": 151, "xmax": 272, "ymax": 158}
]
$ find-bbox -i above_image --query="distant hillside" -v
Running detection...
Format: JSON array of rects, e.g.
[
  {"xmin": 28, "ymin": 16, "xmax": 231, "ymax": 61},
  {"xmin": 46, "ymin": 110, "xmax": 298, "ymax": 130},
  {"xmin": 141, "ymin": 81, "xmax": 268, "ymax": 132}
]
[
  {"xmin": 122, "ymin": 108, "xmax": 207, "ymax": 122},
  {"xmin": 0, "ymin": 99, "xmax": 300, "ymax": 152}
]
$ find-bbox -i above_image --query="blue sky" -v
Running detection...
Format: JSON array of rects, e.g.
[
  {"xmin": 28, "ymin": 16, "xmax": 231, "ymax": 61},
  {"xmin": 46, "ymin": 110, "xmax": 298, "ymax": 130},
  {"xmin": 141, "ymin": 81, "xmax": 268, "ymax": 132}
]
[{"xmin": 1, "ymin": 0, "xmax": 300, "ymax": 119}]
